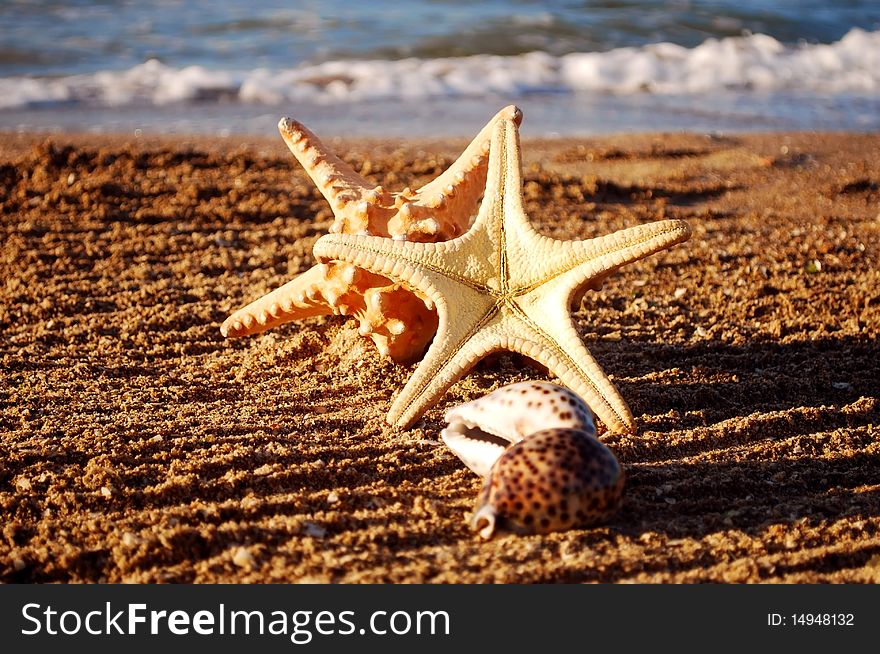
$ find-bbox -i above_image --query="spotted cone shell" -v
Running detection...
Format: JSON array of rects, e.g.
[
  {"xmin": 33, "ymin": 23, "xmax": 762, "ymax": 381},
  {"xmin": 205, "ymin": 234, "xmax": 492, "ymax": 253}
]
[{"xmin": 470, "ymin": 427, "xmax": 624, "ymax": 539}]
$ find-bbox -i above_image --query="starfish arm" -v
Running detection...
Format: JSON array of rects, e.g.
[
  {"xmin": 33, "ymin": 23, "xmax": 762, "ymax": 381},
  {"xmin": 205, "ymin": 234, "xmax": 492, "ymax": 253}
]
[
  {"xmin": 314, "ymin": 231, "xmax": 509, "ymax": 424},
  {"xmin": 510, "ymin": 218, "xmax": 692, "ymax": 292},
  {"xmin": 280, "ymin": 107, "xmax": 526, "ymax": 241},
  {"xmin": 312, "ymin": 233, "xmax": 500, "ymax": 428},
  {"xmin": 339, "ymin": 115, "xmax": 539, "ymax": 288},
  {"xmin": 313, "ymin": 232, "xmax": 499, "ymax": 296},
  {"xmin": 221, "ymin": 264, "xmax": 335, "ymax": 337},
  {"xmin": 565, "ymin": 218, "xmax": 691, "ymax": 284},
  {"xmin": 467, "ymin": 116, "xmax": 534, "ymax": 240},
  {"xmin": 470, "ymin": 116, "xmax": 690, "ymax": 292},
  {"xmin": 390, "ymin": 304, "xmax": 636, "ymax": 432},
  {"xmin": 508, "ymin": 302, "xmax": 636, "ymax": 433},
  {"xmin": 278, "ymin": 117, "xmax": 373, "ymax": 216},
  {"xmin": 413, "ymin": 105, "xmax": 523, "ymax": 228},
  {"xmin": 388, "ymin": 300, "xmax": 500, "ymax": 428}
]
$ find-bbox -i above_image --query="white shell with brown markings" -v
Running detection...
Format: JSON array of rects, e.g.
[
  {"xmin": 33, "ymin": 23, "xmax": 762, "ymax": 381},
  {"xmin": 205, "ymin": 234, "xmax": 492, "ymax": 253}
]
[{"xmin": 440, "ymin": 381, "xmax": 624, "ymax": 539}]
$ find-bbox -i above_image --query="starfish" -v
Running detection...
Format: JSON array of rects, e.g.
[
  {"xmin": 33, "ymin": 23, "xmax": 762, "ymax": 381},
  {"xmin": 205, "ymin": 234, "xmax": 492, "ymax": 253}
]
[
  {"xmin": 220, "ymin": 106, "xmax": 522, "ymax": 361},
  {"xmin": 312, "ymin": 112, "xmax": 691, "ymax": 433}
]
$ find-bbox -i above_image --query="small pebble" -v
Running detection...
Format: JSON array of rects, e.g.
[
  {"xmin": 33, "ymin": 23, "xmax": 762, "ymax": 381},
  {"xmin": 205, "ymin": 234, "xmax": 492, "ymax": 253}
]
[
  {"xmin": 232, "ymin": 546, "xmax": 255, "ymax": 569},
  {"xmin": 121, "ymin": 532, "xmax": 140, "ymax": 548},
  {"xmin": 240, "ymin": 496, "xmax": 260, "ymax": 509},
  {"xmin": 302, "ymin": 522, "xmax": 327, "ymax": 538}
]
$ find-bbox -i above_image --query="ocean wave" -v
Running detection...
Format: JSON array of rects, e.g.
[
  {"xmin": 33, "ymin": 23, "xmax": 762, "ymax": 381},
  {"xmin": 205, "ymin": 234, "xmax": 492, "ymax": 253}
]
[{"xmin": 1, "ymin": 28, "xmax": 878, "ymax": 110}]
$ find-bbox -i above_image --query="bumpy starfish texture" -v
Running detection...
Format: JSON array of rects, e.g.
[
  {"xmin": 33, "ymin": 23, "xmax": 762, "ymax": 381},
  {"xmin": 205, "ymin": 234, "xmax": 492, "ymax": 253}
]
[
  {"xmin": 221, "ymin": 105, "xmax": 522, "ymax": 361},
  {"xmin": 313, "ymin": 115, "xmax": 691, "ymax": 433}
]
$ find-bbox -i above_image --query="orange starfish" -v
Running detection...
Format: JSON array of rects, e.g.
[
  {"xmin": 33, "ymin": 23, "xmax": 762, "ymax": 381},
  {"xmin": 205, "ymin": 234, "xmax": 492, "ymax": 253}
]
[{"xmin": 221, "ymin": 105, "xmax": 522, "ymax": 361}]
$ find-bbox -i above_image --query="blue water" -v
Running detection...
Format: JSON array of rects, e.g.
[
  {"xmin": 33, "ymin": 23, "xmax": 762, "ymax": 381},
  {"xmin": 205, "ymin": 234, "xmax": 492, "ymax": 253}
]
[
  {"xmin": 4, "ymin": 0, "xmax": 879, "ymax": 75},
  {"xmin": 1, "ymin": 0, "xmax": 878, "ymax": 135}
]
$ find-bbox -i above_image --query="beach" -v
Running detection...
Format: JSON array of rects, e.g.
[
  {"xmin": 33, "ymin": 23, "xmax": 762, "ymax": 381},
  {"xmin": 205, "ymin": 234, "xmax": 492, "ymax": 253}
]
[{"xmin": 1, "ymin": 128, "xmax": 878, "ymax": 583}]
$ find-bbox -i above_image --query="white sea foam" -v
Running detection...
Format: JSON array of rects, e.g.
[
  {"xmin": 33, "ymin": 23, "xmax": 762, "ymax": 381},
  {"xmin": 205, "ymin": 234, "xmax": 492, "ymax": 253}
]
[{"xmin": 2, "ymin": 28, "xmax": 878, "ymax": 110}]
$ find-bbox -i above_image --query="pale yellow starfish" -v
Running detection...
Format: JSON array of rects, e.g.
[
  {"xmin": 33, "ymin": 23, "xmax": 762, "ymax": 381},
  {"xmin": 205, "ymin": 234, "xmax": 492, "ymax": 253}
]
[
  {"xmin": 221, "ymin": 106, "xmax": 522, "ymax": 361},
  {"xmin": 313, "ymin": 114, "xmax": 691, "ymax": 433}
]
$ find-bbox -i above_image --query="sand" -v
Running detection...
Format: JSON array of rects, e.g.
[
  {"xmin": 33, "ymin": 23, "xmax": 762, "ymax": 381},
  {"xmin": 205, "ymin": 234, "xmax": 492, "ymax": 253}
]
[{"xmin": 1, "ymin": 127, "xmax": 878, "ymax": 583}]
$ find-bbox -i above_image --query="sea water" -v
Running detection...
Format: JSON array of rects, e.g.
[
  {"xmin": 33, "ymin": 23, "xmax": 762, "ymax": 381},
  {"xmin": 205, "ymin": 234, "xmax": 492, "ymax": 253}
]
[{"xmin": 1, "ymin": 0, "xmax": 878, "ymax": 136}]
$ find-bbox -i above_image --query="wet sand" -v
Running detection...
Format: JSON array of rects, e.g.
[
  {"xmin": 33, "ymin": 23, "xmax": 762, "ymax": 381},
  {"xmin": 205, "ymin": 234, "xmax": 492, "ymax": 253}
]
[{"xmin": 1, "ymin": 128, "xmax": 878, "ymax": 582}]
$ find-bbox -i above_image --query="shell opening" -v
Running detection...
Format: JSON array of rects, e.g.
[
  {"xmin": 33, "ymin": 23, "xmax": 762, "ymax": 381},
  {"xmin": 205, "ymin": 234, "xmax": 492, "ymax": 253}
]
[
  {"xmin": 443, "ymin": 420, "xmax": 509, "ymax": 448},
  {"xmin": 471, "ymin": 504, "xmax": 498, "ymax": 540},
  {"xmin": 440, "ymin": 420, "xmax": 510, "ymax": 478}
]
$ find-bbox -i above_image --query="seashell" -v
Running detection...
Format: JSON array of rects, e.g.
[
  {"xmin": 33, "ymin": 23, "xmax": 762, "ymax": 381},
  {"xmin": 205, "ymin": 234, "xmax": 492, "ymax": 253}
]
[
  {"xmin": 440, "ymin": 381, "xmax": 623, "ymax": 539},
  {"xmin": 441, "ymin": 381, "xmax": 596, "ymax": 478},
  {"xmin": 471, "ymin": 427, "xmax": 624, "ymax": 539}
]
